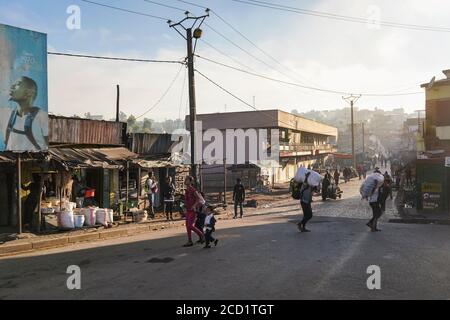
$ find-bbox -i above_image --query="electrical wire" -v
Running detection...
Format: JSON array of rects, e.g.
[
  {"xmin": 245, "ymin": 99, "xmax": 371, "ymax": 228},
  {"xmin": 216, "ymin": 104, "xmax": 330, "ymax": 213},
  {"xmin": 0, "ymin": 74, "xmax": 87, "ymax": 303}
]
[
  {"xmin": 80, "ymin": 0, "xmax": 170, "ymax": 20},
  {"xmin": 195, "ymin": 68, "xmax": 338, "ymax": 135},
  {"xmin": 48, "ymin": 52, "xmax": 185, "ymax": 64},
  {"xmin": 143, "ymin": 0, "xmax": 186, "ymax": 13},
  {"xmin": 196, "ymin": 55, "xmax": 423, "ymax": 97},
  {"xmin": 136, "ymin": 64, "xmax": 185, "ymax": 119},
  {"xmin": 199, "ymin": 39, "xmax": 256, "ymax": 72},
  {"xmin": 230, "ymin": 0, "xmax": 450, "ymax": 33},
  {"xmin": 174, "ymin": 0, "xmax": 319, "ymax": 85}
]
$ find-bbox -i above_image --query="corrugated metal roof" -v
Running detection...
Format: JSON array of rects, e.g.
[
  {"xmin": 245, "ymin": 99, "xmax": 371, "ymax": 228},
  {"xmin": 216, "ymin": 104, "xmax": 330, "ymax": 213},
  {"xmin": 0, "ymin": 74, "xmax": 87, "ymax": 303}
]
[
  {"xmin": 49, "ymin": 147, "xmax": 137, "ymax": 169},
  {"xmin": 0, "ymin": 147, "xmax": 137, "ymax": 169}
]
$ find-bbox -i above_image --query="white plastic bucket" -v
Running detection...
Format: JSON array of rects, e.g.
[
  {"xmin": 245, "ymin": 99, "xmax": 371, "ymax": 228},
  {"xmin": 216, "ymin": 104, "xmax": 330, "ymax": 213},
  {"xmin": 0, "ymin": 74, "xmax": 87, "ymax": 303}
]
[{"xmin": 73, "ymin": 215, "xmax": 85, "ymax": 228}]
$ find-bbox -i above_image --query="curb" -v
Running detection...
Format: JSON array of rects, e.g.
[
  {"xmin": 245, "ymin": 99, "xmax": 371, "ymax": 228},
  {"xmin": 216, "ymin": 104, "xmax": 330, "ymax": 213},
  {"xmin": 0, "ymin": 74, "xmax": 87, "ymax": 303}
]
[
  {"xmin": 0, "ymin": 205, "xmax": 287, "ymax": 257},
  {"xmin": 389, "ymin": 218, "xmax": 450, "ymax": 225},
  {"xmin": 0, "ymin": 219, "xmax": 188, "ymax": 257}
]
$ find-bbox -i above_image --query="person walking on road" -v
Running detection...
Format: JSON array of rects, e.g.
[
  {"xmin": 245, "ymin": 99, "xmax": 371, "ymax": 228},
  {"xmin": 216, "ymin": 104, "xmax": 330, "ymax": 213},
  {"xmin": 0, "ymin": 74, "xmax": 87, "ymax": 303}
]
[
  {"xmin": 182, "ymin": 176, "xmax": 205, "ymax": 247},
  {"xmin": 203, "ymin": 205, "xmax": 219, "ymax": 249},
  {"xmin": 333, "ymin": 169, "xmax": 340, "ymax": 186},
  {"xmin": 298, "ymin": 172, "xmax": 314, "ymax": 232},
  {"xmin": 233, "ymin": 178, "xmax": 246, "ymax": 219},
  {"xmin": 162, "ymin": 176, "xmax": 176, "ymax": 221},
  {"xmin": 321, "ymin": 172, "xmax": 331, "ymax": 201},
  {"xmin": 366, "ymin": 169, "xmax": 384, "ymax": 232},
  {"xmin": 378, "ymin": 179, "xmax": 391, "ymax": 213}
]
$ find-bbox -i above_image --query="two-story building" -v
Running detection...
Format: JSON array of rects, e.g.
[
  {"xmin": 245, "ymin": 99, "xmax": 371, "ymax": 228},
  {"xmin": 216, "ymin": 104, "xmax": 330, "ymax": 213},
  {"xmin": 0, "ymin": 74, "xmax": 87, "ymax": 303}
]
[{"xmin": 191, "ymin": 110, "xmax": 338, "ymax": 191}]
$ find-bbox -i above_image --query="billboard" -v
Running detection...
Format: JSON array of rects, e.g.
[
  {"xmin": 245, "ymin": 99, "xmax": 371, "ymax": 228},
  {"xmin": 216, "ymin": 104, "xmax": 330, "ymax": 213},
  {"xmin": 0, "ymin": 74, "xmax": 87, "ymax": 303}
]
[{"xmin": 0, "ymin": 23, "xmax": 48, "ymax": 152}]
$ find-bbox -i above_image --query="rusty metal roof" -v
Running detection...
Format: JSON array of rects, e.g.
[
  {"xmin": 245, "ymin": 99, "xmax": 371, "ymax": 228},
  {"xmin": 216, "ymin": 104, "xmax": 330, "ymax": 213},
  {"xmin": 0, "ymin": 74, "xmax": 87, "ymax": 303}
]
[{"xmin": 0, "ymin": 147, "xmax": 137, "ymax": 169}]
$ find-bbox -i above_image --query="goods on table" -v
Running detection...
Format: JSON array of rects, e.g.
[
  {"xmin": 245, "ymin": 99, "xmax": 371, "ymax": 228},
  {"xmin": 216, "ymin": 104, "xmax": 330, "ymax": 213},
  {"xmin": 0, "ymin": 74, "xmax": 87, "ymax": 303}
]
[
  {"xmin": 41, "ymin": 207, "xmax": 55, "ymax": 214},
  {"xmin": 58, "ymin": 211, "xmax": 74, "ymax": 230},
  {"xmin": 360, "ymin": 173, "xmax": 384, "ymax": 199}
]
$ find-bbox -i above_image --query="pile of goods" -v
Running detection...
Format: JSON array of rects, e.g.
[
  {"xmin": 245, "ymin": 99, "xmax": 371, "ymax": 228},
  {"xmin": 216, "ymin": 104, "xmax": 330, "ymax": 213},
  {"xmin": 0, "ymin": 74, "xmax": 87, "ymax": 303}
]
[{"xmin": 41, "ymin": 198, "xmax": 114, "ymax": 230}]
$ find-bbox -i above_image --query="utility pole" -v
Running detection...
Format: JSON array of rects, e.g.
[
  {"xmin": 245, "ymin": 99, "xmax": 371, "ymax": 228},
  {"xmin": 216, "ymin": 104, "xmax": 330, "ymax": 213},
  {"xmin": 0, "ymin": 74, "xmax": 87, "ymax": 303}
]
[
  {"xmin": 116, "ymin": 84, "xmax": 120, "ymax": 122},
  {"xmin": 362, "ymin": 121, "xmax": 365, "ymax": 155},
  {"xmin": 169, "ymin": 10, "xmax": 209, "ymax": 187},
  {"xmin": 343, "ymin": 94, "xmax": 361, "ymax": 168}
]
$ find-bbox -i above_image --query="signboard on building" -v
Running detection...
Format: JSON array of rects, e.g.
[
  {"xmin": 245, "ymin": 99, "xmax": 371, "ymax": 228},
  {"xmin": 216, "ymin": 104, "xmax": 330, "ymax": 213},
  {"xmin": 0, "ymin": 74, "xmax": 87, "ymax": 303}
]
[
  {"xmin": 0, "ymin": 24, "xmax": 48, "ymax": 152},
  {"xmin": 421, "ymin": 182, "xmax": 443, "ymax": 211},
  {"xmin": 445, "ymin": 157, "xmax": 450, "ymax": 167}
]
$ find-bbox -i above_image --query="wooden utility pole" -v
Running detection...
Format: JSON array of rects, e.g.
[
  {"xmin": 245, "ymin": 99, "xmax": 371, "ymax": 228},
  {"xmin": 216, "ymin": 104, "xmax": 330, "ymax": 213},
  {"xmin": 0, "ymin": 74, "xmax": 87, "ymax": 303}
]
[
  {"xmin": 362, "ymin": 122, "xmax": 365, "ymax": 155},
  {"xmin": 343, "ymin": 95, "xmax": 361, "ymax": 168},
  {"xmin": 116, "ymin": 84, "xmax": 120, "ymax": 122},
  {"xmin": 169, "ymin": 10, "xmax": 209, "ymax": 188}
]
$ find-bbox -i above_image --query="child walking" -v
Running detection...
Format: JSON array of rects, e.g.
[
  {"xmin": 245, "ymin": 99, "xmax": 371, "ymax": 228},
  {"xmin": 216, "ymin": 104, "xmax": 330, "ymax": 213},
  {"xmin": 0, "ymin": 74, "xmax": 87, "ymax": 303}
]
[{"xmin": 204, "ymin": 206, "xmax": 219, "ymax": 249}]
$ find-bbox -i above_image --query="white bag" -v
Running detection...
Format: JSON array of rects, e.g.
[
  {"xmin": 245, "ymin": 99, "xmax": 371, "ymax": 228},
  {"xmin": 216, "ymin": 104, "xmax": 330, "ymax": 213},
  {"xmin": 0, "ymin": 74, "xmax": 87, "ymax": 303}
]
[
  {"xmin": 82, "ymin": 207, "xmax": 97, "ymax": 226},
  {"xmin": 294, "ymin": 167, "xmax": 308, "ymax": 183},
  {"xmin": 294, "ymin": 167, "xmax": 323, "ymax": 187},
  {"xmin": 360, "ymin": 173, "xmax": 384, "ymax": 198},
  {"xmin": 96, "ymin": 209, "xmax": 113, "ymax": 226},
  {"xmin": 58, "ymin": 211, "xmax": 74, "ymax": 230}
]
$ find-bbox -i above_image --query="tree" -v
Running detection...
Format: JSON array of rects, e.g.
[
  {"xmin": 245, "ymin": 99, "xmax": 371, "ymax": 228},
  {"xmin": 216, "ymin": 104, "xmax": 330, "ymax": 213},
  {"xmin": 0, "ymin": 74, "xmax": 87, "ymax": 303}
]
[
  {"xmin": 142, "ymin": 118, "xmax": 153, "ymax": 133},
  {"xmin": 119, "ymin": 111, "xmax": 128, "ymax": 122}
]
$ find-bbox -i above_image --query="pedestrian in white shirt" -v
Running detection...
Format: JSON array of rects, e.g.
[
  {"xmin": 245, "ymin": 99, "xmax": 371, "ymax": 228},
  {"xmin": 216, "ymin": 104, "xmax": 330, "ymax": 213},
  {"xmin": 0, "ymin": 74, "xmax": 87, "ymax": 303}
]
[{"xmin": 146, "ymin": 172, "xmax": 158, "ymax": 219}]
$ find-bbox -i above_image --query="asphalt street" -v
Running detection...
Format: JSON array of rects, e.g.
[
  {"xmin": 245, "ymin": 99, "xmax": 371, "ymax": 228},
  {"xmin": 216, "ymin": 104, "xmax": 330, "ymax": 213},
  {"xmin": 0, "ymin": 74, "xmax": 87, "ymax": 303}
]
[{"xmin": 1, "ymin": 178, "xmax": 449, "ymax": 300}]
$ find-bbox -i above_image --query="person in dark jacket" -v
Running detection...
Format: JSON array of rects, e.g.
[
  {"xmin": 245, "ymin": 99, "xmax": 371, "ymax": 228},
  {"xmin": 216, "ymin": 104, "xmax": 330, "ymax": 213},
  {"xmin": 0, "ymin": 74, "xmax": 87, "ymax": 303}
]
[
  {"xmin": 333, "ymin": 169, "xmax": 340, "ymax": 186},
  {"xmin": 321, "ymin": 173, "xmax": 330, "ymax": 201},
  {"xmin": 378, "ymin": 180, "xmax": 391, "ymax": 213},
  {"xmin": 22, "ymin": 174, "xmax": 44, "ymax": 228},
  {"xmin": 233, "ymin": 178, "xmax": 246, "ymax": 219},
  {"xmin": 163, "ymin": 176, "xmax": 176, "ymax": 221},
  {"xmin": 298, "ymin": 172, "xmax": 314, "ymax": 232}
]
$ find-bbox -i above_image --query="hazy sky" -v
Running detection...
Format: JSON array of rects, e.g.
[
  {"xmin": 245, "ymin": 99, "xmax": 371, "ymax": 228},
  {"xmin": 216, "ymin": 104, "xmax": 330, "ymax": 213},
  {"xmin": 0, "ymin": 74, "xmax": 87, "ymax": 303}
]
[{"xmin": 0, "ymin": 0, "xmax": 448, "ymax": 121}]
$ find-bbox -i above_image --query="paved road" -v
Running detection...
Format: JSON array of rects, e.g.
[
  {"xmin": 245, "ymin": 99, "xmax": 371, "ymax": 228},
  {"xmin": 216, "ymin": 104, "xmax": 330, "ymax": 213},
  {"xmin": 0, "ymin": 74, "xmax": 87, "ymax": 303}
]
[{"xmin": 1, "ymin": 178, "xmax": 449, "ymax": 300}]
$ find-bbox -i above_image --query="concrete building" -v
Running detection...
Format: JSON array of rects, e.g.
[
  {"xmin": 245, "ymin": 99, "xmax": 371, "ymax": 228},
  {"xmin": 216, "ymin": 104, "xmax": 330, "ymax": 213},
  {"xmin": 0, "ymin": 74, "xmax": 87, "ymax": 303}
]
[
  {"xmin": 192, "ymin": 110, "xmax": 338, "ymax": 190},
  {"xmin": 415, "ymin": 70, "xmax": 450, "ymax": 212}
]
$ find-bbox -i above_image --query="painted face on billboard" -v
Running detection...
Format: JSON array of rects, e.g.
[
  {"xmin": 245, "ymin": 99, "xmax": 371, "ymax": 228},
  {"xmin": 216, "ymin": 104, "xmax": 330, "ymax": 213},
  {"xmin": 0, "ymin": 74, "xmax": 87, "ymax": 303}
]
[
  {"xmin": 0, "ymin": 24, "xmax": 48, "ymax": 152},
  {"xmin": 9, "ymin": 77, "xmax": 38, "ymax": 103}
]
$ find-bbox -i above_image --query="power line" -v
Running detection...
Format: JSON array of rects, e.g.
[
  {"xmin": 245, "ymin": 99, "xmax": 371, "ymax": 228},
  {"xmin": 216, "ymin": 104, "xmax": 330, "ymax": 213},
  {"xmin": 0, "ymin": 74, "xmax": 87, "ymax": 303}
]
[
  {"xmin": 196, "ymin": 55, "xmax": 423, "ymax": 97},
  {"xmin": 195, "ymin": 68, "xmax": 337, "ymax": 135},
  {"xmin": 143, "ymin": 0, "xmax": 186, "ymax": 13},
  {"xmin": 199, "ymin": 39, "xmax": 256, "ymax": 72},
  {"xmin": 230, "ymin": 0, "xmax": 450, "ymax": 33},
  {"xmin": 136, "ymin": 64, "xmax": 185, "ymax": 119},
  {"xmin": 80, "ymin": 0, "xmax": 170, "ymax": 21},
  {"xmin": 48, "ymin": 51, "xmax": 185, "ymax": 64},
  {"xmin": 204, "ymin": 22, "xmax": 303, "ymax": 82}
]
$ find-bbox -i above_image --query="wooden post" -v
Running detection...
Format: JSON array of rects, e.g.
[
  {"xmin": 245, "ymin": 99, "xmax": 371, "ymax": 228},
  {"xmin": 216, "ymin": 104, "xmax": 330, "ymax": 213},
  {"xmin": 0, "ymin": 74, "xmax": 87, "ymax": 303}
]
[
  {"xmin": 126, "ymin": 161, "xmax": 129, "ymax": 210},
  {"xmin": 16, "ymin": 154, "xmax": 22, "ymax": 235},
  {"xmin": 223, "ymin": 159, "xmax": 227, "ymax": 206},
  {"xmin": 37, "ymin": 176, "xmax": 44, "ymax": 233},
  {"xmin": 137, "ymin": 166, "xmax": 142, "ymax": 209},
  {"xmin": 59, "ymin": 171, "xmax": 63, "ymax": 212}
]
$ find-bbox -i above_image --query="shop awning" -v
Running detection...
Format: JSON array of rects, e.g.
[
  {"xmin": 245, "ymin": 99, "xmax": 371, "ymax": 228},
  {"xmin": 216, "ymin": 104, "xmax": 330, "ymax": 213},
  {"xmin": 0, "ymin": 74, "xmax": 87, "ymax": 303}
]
[
  {"xmin": 132, "ymin": 153, "xmax": 188, "ymax": 169},
  {"xmin": 49, "ymin": 147, "xmax": 138, "ymax": 169}
]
